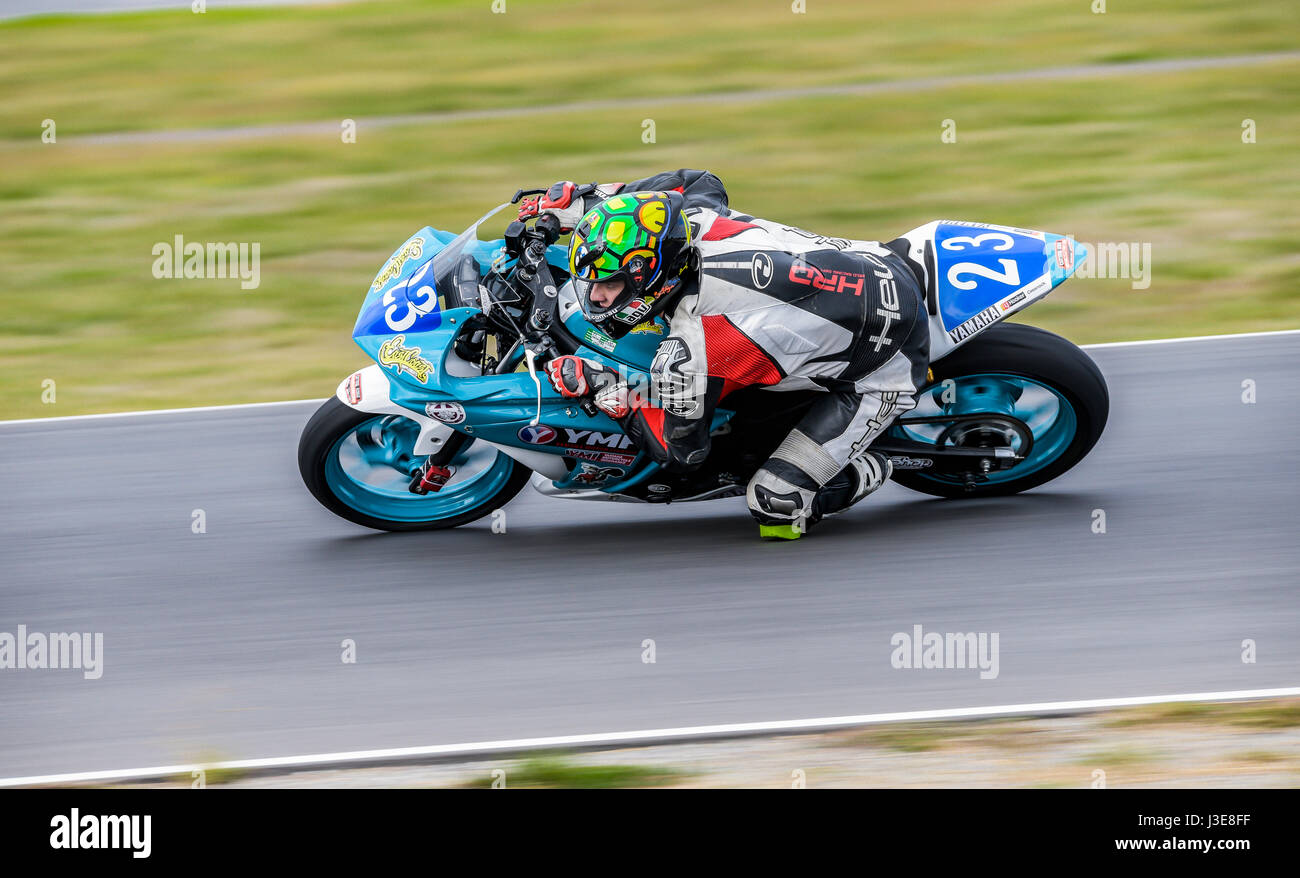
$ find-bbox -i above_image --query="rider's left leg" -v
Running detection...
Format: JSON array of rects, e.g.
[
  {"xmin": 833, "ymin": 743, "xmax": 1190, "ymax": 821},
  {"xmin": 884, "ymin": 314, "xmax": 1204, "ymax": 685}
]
[{"xmin": 748, "ymin": 385, "xmax": 914, "ymax": 538}]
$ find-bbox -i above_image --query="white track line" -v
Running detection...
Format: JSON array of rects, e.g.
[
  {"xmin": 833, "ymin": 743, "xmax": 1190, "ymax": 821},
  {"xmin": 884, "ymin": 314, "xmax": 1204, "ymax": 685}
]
[
  {"xmin": 3, "ymin": 686, "xmax": 1297, "ymax": 787},
  {"xmin": 0, "ymin": 397, "xmax": 323, "ymax": 426},
  {"xmin": 1079, "ymin": 328, "xmax": 1300, "ymax": 349},
  {"xmin": 2, "ymin": 328, "xmax": 1296, "ymax": 428}
]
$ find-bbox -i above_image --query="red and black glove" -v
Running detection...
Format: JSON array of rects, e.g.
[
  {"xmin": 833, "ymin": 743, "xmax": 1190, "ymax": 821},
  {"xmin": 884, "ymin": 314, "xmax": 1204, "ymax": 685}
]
[
  {"xmin": 545, "ymin": 355, "xmax": 631, "ymax": 418},
  {"xmin": 517, "ymin": 181, "xmax": 584, "ymax": 232},
  {"xmin": 517, "ymin": 181, "xmax": 625, "ymax": 232}
]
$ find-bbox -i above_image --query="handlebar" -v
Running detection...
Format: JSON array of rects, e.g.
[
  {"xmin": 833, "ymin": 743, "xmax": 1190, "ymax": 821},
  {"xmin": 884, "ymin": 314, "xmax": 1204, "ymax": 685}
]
[{"xmin": 497, "ymin": 190, "xmax": 602, "ymax": 419}]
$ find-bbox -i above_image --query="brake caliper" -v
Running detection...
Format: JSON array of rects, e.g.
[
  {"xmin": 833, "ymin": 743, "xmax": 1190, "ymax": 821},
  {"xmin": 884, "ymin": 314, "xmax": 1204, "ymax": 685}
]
[{"xmin": 409, "ymin": 463, "xmax": 453, "ymax": 495}]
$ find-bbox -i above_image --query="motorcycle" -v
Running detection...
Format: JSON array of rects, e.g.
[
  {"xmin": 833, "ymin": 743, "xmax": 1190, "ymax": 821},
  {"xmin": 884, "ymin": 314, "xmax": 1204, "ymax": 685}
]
[{"xmin": 298, "ymin": 191, "xmax": 1109, "ymax": 531}]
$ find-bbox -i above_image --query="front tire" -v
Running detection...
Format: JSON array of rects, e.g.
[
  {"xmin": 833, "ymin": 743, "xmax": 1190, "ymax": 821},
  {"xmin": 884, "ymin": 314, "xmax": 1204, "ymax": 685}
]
[
  {"xmin": 298, "ymin": 397, "xmax": 531, "ymax": 531},
  {"xmin": 889, "ymin": 323, "xmax": 1109, "ymax": 498}
]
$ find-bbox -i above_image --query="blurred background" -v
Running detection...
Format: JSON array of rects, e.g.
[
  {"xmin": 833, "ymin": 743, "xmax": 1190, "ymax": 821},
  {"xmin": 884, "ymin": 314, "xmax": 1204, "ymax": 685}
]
[{"xmin": 1, "ymin": 0, "xmax": 1296, "ymax": 419}]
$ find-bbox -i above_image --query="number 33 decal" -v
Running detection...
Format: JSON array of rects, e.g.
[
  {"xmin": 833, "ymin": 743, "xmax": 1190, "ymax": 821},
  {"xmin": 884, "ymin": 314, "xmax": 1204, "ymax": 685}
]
[
  {"xmin": 943, "ymin": 232, "xmax": 1020, "ymax": 290},
  {"xmin": 384, "ymin": 284, "xmax": 436, "ymax": 331}
]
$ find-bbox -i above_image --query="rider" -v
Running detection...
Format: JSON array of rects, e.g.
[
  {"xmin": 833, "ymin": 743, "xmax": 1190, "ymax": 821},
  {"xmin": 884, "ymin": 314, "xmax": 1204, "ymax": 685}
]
[{"xmin": 517, "ymin": 170, "xmax": 930, "ymax": 539}]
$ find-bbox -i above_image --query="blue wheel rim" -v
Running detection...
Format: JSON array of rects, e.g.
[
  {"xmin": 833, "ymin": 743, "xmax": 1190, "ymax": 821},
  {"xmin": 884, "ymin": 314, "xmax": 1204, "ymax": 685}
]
[
  {"xmin": 890, "ymin": 373, "xmax": 1078, "ymax": 485},
  {"xmin": 324, "ymin": 415, "xmax": 514, "ymax": 523}
]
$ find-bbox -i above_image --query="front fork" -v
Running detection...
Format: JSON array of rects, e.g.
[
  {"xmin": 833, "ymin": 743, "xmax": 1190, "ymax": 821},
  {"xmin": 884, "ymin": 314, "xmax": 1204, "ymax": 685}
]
[{"xmin": 409, "ymin": 432, "xmax": 471, "ymax": 494}]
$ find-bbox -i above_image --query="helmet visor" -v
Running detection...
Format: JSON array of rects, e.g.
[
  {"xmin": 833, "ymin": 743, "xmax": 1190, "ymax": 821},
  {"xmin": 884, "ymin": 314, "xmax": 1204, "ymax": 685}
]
[{"xmin": 577, "ymin": 269, "xmax": 654, "ymax": 319}]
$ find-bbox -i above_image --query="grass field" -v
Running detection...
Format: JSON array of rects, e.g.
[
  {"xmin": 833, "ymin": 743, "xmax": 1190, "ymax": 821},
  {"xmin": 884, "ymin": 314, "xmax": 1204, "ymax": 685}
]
[{"xmin": 1, "ymin": 0, "xmax": 1297, "ymax": 418}]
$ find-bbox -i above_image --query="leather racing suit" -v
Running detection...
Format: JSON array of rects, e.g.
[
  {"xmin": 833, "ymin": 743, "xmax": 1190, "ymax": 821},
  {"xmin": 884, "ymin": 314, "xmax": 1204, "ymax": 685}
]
[{"xmin": 562, "ymin": 169, "xmax": 930, "ymax": 528}]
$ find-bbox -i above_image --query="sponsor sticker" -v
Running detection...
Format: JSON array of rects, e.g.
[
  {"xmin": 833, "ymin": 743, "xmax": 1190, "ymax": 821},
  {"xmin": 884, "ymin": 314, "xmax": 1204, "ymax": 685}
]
[
  {"xmin": 583, "ymin": 327, "xmax": 617, "ymax": 352},
  {"xmin": 519, "ymin": 425, "xmax": 635, "ymax": 454},
  {"xmin": 345, "ymin": 372, "xmax": 363, "ymax": 405},
  {"xmin": 377, "ymin": 335, "xmax": 433, "ymax": 383},
  {"xmin": 518, "ymin": 424, "xmax": 558, "ymax": 445},
  {"xmin": 1000, "ymin": 291, "xmax": 1027, "ymax": 312},
  {"xmin": 613, "ymin": 297, "xmax": 654, "ymax": 325},
  {"xmin": 1055, "ymin": 237, "xmax": 1074, "ymax": 272},
  {"xmin": 560, "ymin": 428, "xmax": 634, "ymax": 451},
  {"xmin": 372, "ymin": 239, "xmax": 423, "ymax": 291},
  {"xmin": 946, "ymin": 305, "xmax": 1002, "ymax": 345},
  {"xmin": 425, "ymin": 401, "xmax": 466, "ymax": 424},
  {"xmin": 566, "ymin": 449, "xmax": 637, "ymax": 466},
  {"xmin": 889, "ymin": 455, "xmax": 934, "ymax": 470}
]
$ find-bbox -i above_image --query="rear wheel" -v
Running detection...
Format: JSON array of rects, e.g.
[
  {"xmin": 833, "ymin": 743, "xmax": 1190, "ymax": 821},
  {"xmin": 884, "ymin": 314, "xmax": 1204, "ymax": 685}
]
[
  {"xmin": 298, "ymin": 397, "xmax": 531, "ymax": 531},
  {"xmin": 889, "ymin": 323, "xmax": 1109, "ymax": 498}
]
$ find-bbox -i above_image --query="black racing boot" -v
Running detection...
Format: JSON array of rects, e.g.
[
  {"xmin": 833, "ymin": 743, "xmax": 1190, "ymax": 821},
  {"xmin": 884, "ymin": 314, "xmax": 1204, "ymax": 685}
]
[{"xmin": 811, "ymin": 452, "xmax": 892, "ymax": 521}]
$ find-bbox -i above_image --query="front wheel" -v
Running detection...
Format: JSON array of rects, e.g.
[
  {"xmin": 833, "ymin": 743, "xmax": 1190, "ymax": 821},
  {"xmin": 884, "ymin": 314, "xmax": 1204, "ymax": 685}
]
[
  {"xmin": 298, "ymin": 397, "xmax": 531, "ymax": 531},
  {"xmin": 889, "ymin": 323, "xmax": 1109, "ymax": 498}
]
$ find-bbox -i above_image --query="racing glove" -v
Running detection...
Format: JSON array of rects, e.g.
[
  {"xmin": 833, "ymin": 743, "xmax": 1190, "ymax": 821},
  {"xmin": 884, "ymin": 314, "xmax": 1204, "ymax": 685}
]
[
  {"xmin": 545, "ymin": 355, "xmax": 631, "ymax": 418},
  {"xmin": 517, "ymin": 181, "xmax": 625, "ymax": 233}
]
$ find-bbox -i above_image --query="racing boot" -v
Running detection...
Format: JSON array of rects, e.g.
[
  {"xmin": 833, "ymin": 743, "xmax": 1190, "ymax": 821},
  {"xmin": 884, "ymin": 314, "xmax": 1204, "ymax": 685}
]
[{"xmin": 748, "ymin": 452, "xmax": 892, "ymax": 540}]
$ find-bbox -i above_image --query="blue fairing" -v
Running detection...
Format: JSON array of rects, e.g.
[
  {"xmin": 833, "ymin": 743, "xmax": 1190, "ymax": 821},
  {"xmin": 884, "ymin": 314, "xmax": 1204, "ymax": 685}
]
[
  {"xmin": 351, "ymin": 229, "xmax": 687, "ymax": 493},
  {"xmin": 934, "ymin": 224, "xmax": 1042, "ymax": 332}
]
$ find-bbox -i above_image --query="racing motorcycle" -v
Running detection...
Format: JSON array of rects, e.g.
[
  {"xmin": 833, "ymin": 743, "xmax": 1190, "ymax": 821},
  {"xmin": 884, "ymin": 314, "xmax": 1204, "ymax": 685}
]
[{"xmin": 298, "ymin": 191, "xmax": 1109, "ymax": 531}]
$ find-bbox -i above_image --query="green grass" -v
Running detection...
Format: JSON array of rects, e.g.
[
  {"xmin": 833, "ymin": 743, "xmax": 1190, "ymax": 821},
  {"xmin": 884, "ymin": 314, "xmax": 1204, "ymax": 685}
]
[
  {"xmin": 836, "ymin": 724, "xmax": 955, "ymax": 752},
  {"xmin": 1105, "ymin": 700, "xmax": 1300, "ymax": 730},
  {"xmin": 833, "ymin": 718, "xmax": 1061, "ymax": 752},
  {"xmin": 0, "ymin": 0, "xmax": 1297, "ymax": 418},
  {"xmin": 2, "ymin": 0, "xmax": 1296, "ymax": 139},
  {"xmin": 1075, "ymin": 746, "xmax": 1162, "ymax": 767},
  {"xmin": 459, "ymin": 754, "xmax": 685, "ymax": 789}
]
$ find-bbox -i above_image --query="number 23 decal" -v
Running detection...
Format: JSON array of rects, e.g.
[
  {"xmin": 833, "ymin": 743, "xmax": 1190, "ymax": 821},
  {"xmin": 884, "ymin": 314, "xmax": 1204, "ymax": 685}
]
[
  {"xmin": 947, "ymin": 259, "xmax": 1020, "ymax": 290},
  {"xmin": 943, "ymin": 232, "xmax": 1020, "ymax": 290}
]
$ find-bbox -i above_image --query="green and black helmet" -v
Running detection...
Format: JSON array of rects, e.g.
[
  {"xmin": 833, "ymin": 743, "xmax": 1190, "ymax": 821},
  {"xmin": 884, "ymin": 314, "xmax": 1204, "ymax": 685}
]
[{"xmin": 567, "ymin": 190, "xmax": 694, "ymax": 339}]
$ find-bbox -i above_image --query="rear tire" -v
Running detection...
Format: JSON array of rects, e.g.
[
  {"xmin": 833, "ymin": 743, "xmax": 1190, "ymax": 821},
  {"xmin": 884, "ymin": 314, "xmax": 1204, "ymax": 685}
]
[
  {"xmin": 890, "ymin": 323, "xmax": 1109, "ymax": 498},
  {"xmin": 298, "ymin": 397, "xmax": 532, "ymax": 531}
]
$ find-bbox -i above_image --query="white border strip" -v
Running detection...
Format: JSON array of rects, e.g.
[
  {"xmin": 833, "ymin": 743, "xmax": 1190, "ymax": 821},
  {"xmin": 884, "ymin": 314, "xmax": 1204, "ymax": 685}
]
[
  {"xmin": 2, "ymin": 328, "xmax": 1296, "ymax": 428},
  {"xmin": 1079, "ymin": 327, "xmax": 1300, "ymax": 349},
  {"xmin": 0, "ymin": 397, "xmax": 323, "ymax": 427},
  {"xmin": 3, "ymin": 686, "xmax": 1297, "ymax": 787}
]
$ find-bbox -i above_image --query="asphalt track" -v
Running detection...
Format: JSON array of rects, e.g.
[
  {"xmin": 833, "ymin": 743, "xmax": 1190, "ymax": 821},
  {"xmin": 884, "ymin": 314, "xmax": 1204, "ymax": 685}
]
[{"xmin": 1, "ymin": 332, "xmax": 1298, "ymax": 781}]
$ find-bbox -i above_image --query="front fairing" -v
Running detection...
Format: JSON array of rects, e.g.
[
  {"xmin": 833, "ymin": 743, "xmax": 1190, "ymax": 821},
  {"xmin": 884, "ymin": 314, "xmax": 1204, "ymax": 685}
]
[{"xmin": 351, "ymin": 212, "xmax": 682, "ymax": 493}]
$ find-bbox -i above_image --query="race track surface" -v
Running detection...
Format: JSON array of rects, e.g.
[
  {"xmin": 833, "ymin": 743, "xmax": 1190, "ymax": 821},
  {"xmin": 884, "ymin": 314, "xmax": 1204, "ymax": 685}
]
[{"xmin": 2, "ymin": 333, "xmax": 1297, "ymax": 779}]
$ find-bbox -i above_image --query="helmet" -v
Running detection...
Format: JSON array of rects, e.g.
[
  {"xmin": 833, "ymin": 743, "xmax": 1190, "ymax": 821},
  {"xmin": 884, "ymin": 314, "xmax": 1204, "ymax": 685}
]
[{"xmin": 567, "ymin": 190, "xmax": 694, "ymax": 339}]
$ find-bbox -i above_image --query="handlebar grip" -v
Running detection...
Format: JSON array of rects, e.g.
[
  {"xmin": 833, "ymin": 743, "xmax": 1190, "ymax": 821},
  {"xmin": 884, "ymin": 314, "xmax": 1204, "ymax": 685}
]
[{"xmin": 534, "ymin": 213, "xmax": 562, "ymax": 244}]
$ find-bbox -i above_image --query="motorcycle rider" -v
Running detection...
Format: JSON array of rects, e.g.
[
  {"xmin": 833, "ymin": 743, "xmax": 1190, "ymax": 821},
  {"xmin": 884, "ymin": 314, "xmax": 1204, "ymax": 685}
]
[{"xmin": 518, "ymin": 170, "xmax": 929, "ymax": 539}]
